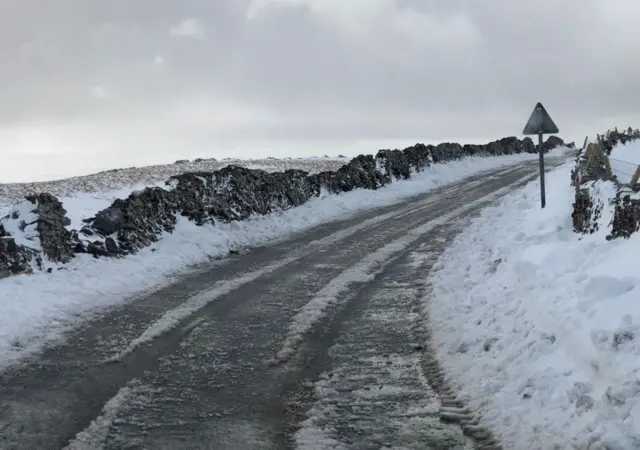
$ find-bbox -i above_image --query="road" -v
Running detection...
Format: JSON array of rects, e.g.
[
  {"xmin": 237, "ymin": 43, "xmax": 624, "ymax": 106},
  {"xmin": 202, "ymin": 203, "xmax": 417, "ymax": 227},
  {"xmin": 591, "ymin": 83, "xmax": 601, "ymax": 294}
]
[{"xmin": 0, "ymin": 156, "xmax": 568, "ymax": 450}]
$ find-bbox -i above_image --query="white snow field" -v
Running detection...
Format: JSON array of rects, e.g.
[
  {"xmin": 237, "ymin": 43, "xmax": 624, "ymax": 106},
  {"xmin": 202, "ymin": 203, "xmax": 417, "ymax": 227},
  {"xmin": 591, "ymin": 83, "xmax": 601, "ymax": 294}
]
[
  {"xmin": 428, "ymin": 152, "xmax": 640, "ymax": 448},
  {"xmin": 0, "ymin": 151, "xmax": 555, "ymax": 370},
  {"xmin": 0, "ymin": 156, "xmax": 348, "ymax": 204}
]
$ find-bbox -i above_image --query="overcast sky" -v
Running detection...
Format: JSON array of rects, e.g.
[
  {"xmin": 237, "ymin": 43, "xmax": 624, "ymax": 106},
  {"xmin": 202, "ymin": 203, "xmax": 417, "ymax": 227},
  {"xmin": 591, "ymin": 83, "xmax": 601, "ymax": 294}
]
[{"xmin": 1, "ymin": 0, "xmax": 640, "ymax": 182}]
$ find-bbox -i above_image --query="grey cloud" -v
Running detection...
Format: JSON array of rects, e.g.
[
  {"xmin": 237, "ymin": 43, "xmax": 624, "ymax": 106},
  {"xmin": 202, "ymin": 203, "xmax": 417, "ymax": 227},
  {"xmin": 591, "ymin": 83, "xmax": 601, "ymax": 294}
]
[
  {"xmin": 170, "ymin": 18, "xmax": 207, "ymax": 39},
  {"xmin": 1, "ymin": 0, "xmax": 640, "ymax": 180}
]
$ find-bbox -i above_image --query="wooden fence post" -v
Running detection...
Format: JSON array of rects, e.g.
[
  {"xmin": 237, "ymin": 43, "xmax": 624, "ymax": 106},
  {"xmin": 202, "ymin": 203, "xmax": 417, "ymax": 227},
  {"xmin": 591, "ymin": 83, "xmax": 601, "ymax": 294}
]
[
  {"xmin": 595, "ymin": 143, "xmax": 614, "ymax": 179},
  {"xmin": 585, "ymin": 143, "xmax": 597, "ymax": 172},
  {"xmin": 630, "ymin": 165, "xmax": 640, "ymax": 187}
]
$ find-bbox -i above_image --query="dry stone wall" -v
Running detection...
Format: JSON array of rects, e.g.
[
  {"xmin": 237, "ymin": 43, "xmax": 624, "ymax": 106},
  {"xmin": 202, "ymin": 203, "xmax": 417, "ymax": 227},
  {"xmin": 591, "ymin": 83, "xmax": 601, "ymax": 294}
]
[
  {"xmin": 571, "ymin": 128, "xmax": 640, "ymax": 240},
  {"xmin": 0, "ymin": 137, "xmax": 564, "ymax": 278}
]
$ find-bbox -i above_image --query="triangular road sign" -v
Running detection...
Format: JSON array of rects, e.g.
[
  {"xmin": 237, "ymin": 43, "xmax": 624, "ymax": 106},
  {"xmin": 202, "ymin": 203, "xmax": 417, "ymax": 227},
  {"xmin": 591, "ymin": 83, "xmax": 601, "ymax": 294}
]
[{"xmin": 523, "ymin": 102, "xmax": 559, "ymax": 135}]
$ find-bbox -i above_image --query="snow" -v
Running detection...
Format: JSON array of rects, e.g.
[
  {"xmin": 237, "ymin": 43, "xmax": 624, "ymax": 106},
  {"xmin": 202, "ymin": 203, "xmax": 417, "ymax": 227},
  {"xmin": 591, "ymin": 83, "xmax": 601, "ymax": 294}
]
[
  {"xmin": 1, "ymin": 200, "xmax": 41, "ymax": 251},
  {"xmin": 107, "ymin": 253, "xmax": 302, "ymax": 362},
  {"xmin": 428, "ymin": 159, "xmax": 640, "ymax": 449},
  {"xmin": 0, "ymin": 151, "xmax": 551, "ymax": 370},
  {"xmin": 63, "ymin": 385, "xmax": 136, "ymax": 450},
  {"xmin": 610, "ymin": 139, "xmax": 640, "ymax": 165}
]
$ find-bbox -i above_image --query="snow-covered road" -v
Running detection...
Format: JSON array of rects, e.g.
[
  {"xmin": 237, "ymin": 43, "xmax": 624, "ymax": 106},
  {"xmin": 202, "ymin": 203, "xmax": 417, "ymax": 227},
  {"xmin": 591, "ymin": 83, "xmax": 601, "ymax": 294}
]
[
  {"xmin": 0, "ymin": 158, "xmax": 565, "ymax": 450},
  {"xmin": 0, "ymin": 152, "xmax": 546, "ymax": 371}
]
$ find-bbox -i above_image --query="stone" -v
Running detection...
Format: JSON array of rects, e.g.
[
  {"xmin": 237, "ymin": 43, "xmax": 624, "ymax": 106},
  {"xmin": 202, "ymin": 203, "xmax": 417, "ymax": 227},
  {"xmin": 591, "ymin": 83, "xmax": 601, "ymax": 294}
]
[
  {"xmin": 0, "ymin": 235, "xmax": 38, "ymax": 278},
  {"xmin": 609, "ymin": 194, "xmax": 640, "ymax": 239},
  {"xmin": 24, "ymin": 193, "xmax": 75, "ymax": 263},
  {"xmin": 572, "ymin": 188, "xmax": 600, "ymax": 234},
  {"xmin": 543, "ymin": 135, "xmax": 565, "ymax": 151},
  {"xmin": 375, "ymin": 149, "xmax": 412, "ymax": 181}
]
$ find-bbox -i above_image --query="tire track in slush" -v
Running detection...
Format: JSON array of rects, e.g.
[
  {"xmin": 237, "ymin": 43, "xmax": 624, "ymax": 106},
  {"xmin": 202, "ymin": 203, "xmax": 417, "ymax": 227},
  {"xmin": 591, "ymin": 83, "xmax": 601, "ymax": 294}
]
[
  {"xmin": 283, "ymin": 217, "xmax": 507, "ymax": 449},
  {"xmin": 272, "ymin": 171, "xmax": 538, "ymax": 368},
  {"xmin": 277, "ymin": 163, "xmax": 568, "ymax": 448},
  {"xmin": 292, "ymin": 238, "xmax": 476, "ymax": 449}
]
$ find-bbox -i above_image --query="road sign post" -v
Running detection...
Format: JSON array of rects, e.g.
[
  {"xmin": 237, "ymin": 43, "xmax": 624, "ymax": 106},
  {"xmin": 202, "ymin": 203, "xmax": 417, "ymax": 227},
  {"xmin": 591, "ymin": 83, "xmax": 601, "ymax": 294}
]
[
  {"xmin": 522, "ymin": 102, "xmax": 559, "ymax": 209},
  {"xmin": 537, "ymin": 132, "xmax": 545, "ymax": 208}
]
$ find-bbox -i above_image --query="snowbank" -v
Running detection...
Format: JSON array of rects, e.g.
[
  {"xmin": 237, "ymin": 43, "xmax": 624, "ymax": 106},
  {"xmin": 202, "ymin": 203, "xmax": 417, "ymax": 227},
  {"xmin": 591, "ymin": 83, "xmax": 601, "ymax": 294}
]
[
  {"xmin": 0, "ymin": 151, "xmax": 555, "ymax": 370},
  {"xmin": 428, "ymin": 161, "xmax": 640, "ymax": 449}
]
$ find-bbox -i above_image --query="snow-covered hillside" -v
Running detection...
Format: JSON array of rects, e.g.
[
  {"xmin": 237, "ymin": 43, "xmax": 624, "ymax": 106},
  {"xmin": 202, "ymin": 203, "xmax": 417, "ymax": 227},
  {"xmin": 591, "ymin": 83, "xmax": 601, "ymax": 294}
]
[
  {"xmin": 428, "ymin": 145, "xmax": 640, "ymax": 448},
  {"xmin": 0, "ymin": 157, "xmax": 347, "ymax": 205}
]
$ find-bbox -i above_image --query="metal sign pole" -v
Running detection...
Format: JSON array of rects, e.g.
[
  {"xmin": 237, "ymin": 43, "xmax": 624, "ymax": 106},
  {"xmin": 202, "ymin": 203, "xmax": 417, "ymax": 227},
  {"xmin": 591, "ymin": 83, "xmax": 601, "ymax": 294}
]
[
  {"xmin": 522, "ymin": 102, "xmax": 558, "ymax": 209},
  {"xmin": 538, "ymin": 132, "xmax": 546, "ymax": 208}
]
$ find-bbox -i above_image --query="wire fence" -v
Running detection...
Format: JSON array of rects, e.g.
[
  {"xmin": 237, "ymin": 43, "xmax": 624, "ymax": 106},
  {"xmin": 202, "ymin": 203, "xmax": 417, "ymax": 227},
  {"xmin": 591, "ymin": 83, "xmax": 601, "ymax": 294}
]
[
  {"xmin": 574, "ymin": 127, "xmax": 640, "ymax": 188},
  {"xmin": 609, "ymin": 158, "xmax": 639, "ymax": 185}
]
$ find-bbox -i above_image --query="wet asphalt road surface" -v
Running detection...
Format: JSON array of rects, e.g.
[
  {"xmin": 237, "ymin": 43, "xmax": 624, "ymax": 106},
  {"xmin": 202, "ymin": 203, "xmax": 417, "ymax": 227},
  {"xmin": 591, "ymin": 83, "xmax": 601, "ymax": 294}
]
[{"xmin": 0, "ymin": 156, "xmax": 568, "ymax": 449}]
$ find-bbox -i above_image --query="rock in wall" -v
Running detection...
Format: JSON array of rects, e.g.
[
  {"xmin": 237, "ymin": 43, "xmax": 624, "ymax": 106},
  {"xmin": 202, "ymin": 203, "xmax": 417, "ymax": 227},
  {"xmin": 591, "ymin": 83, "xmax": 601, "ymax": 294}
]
[
  {"xmin": 0, "ymin": 225, "xmax": 39, "ymax": 279},
  {"xmin": 600, "ymin": 128, "xmax": 640, "ymax": 156},
  {"xmin": 571, "ymin": 187, "xmax": 602, "ymax": 235},
  {"xmin": 609, "ymin": 192, "xmax": 640, "ymax": 240},
  {"xmin": 0, "ymin": 197, "xmax": 52, "ymax": 279},
  {"xmin": 25, "ymin": 193, "xmax": 75, "ymax": 263},
  {"xmin": 0, "ymin": 136, "xmax": 565, "ymax": 277}
]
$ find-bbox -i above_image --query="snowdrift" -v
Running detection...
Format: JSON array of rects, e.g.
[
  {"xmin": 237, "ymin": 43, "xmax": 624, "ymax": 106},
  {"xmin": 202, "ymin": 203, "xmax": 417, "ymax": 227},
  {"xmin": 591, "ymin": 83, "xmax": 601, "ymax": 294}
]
[
  {"xmin": 1, "ymin": 136, "xmax": 564, "ymax": 279},
  {"xmin": 428, "ymin": 131, "xmax": 640, "ymax": 449}
]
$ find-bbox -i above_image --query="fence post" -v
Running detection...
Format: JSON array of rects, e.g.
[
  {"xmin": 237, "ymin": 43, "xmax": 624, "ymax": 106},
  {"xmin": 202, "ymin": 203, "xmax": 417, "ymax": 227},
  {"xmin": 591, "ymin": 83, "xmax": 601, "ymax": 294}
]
[
  {"xmin": 630, "ymin": 165, "xmax": 640, "ymax": 187},
  {"xmin": 595, "ymin": 143, "xmax": 614, "ymax": 179},
  {"xmin": 585, "ymin": 143, "xmax": 597, "ymax": 171}
]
